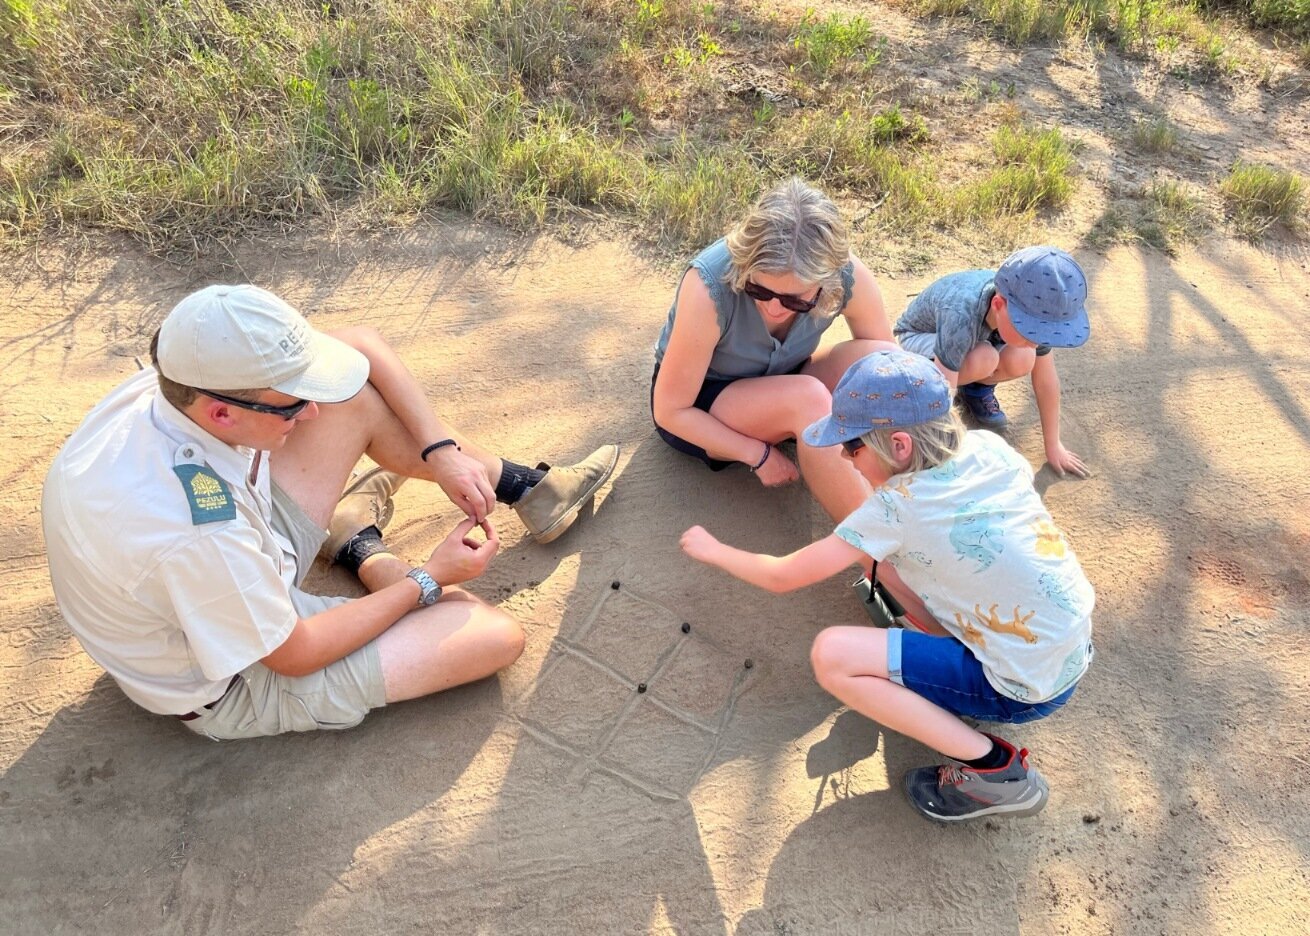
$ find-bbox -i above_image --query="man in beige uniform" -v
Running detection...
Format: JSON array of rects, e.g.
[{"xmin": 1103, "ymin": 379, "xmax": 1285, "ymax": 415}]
[{"xmin": 42, "ymin": 285, "xmax": 618, "ymax": 739}]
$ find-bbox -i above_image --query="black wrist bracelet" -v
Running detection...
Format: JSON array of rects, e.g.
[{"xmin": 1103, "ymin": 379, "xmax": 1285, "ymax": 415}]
[
  {"xmin": 749, "ymin": 442, "xmax": 772, "ymax": 472},
  {"xmin": 420, "ymin": 439, "xmax": 460, "ymax": 461}
]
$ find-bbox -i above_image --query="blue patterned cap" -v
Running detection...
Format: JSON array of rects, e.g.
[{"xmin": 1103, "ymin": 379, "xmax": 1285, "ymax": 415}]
[
  {"xmin": 803, "ymin": 350, "xmax": 952, "ymax": 446},
  {"xmin": 994, "ymin": 246, "xmax": 1090, "ymax": 349}
]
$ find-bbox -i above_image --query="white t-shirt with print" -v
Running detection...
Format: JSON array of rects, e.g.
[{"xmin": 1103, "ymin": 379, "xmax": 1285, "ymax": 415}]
[{"xmin": 836, "ymin": 430, "xmax": 1094, "ymax": 702}]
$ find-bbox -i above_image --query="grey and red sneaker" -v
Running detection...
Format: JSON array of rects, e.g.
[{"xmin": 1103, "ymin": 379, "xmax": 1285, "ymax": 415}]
[{"xmin": 903, "ymin": 734, "xmax": 1049, "ymax": 822}]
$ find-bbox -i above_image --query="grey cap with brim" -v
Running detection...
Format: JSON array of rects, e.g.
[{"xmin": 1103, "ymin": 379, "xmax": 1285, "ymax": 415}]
[
  {"xmin": 157, "ymin": 284, "xmax": 369, "ymax": 403},
  {"xmin": 994, "ymin": 246, "xmax": 1090, "ymax": 349}
]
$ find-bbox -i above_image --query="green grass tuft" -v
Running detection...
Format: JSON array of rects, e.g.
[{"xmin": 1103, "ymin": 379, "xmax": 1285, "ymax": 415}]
[
  {"xmin": 792, "ymin": 10, "xmax": 884, "ymax": 77},
  {"xmin": 639, "ymin": 142, "xmax": 758, "ymax": 246},
  {"xmin": 950, "ymin": 123, "xmax": 1078, "ymax": 221},
  {"xmin": 764, "ymin": 107, "xmax": 934, "ymax": 225},
  {"xmin": 870, "ymin": 106, "xmax": 929, "ymax": 145},
  {"xmin": 1131, "ymin": 116, "xmax": 1179, "ymax": 154},
  {"xmin": 1140, "ymin": 179, "xmax": 1209, "ymax": 252},
  {"xmin": 1221, "ymin": 161, "xmax": 1305, "ymax": 238},
  {"xmin": 1087, "ymin": 180, "xmax": 1212, "ymax": 254},
  {"xmin": 1248, "ymin": 0, "xmax": 1310, "ymax": 33}
]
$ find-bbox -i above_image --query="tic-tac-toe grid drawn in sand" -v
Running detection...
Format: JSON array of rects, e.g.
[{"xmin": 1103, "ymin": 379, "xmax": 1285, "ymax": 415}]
[{"xmin": 513, "ymin": 578, "xmax": 756, "ymax": 801}]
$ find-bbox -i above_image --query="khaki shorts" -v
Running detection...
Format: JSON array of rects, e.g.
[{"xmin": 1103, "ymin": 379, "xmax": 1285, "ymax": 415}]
[{"xmin": 181, "ymin": 480, "xmax": 387, "ymax": 740}]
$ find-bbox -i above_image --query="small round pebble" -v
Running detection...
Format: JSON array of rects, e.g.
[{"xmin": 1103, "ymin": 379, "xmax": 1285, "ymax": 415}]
[
  {"xmin": 681, "ymin": 622, "xmax": 691, "ymax": 634},
  {"xmin": 610, "ymin": 580, "xmax": 621, "ymax": 590},
  {"xmin": 637, "ymin": 683, "xmax": 647, "ymax": 693},
  {"xmin": 743, "ymin": 659, "xmax": 754, "ymax": 670}
]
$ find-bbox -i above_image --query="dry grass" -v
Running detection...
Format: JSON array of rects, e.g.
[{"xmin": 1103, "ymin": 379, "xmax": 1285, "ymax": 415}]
[
  {"xmin": 906, "ymin": 0, "xmax": 1306, "ymax": 53},
  {"xmin": 0, "ymin": 0, "xmax": 1302, "ymax": 258},
  {"xmin": 1131, "ymin": 116, "xmax": 1180, "ymax": 154}
]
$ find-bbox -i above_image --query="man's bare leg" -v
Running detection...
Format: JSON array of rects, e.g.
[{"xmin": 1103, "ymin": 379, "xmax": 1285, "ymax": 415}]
[
  {"xmin": 811, "ymin": 627, "xmax": 989, "ymax": 759},
  {"xmin": 358, "ymin": 554, "xmax": 524, "ymax": 703},
  {"xmin": 272, "ymin": 381, "xmax": 501, "ymax": 529},
  {"xmin": 272, "ymin": 326, "xmax": 615, "ymax": 542},
  {"xmin": 267, "ymin": 339, "xmax": 526, "ymax": 701},
  {"xmin": 955, "ymin": 342, "xmax": 999, "ymax": 386},
  {"xmin": 957, "ymin": 342, "xmax": 1036, "ymax": 386}
]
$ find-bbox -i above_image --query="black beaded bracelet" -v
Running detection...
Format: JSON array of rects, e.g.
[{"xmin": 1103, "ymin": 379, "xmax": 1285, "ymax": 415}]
[
  {"xmin": 420, "ymin": 439, "xmax": 460, "ymax": 461},
  {"xmin": 748, "ymin": 442, "xmax": 772, "ymax": 472}
]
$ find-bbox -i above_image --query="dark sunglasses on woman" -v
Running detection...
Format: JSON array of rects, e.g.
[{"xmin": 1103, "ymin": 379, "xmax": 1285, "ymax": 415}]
[{"xmin": 742, "ymin": 280, "xmax": 823, "ymax": 314}]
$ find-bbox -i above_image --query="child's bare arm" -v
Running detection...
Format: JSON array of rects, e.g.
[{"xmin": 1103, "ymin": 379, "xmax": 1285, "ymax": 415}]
[
  {"xmin": 1030, "ymin": 353, "xmax": 1089, "ymax": 478},
  {"xmin": 681, "ymin": 527, "xmax": 866, "ymax": 593}
]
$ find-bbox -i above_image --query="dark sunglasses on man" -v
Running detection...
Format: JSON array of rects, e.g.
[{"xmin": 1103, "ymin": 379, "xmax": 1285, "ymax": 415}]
[
  {"xmin": 202, "ymin": 389, "xmax": 311, "ymax": 420},
  {"xmin": 742, "ymin": 280, "xmax": 823, "ymax": 314}
]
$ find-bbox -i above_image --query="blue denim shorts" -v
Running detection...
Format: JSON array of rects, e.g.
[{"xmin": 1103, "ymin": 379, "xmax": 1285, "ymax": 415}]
[{"xmin": 887, "ymin": 629, "xmax": 1076, "ymax": 724}]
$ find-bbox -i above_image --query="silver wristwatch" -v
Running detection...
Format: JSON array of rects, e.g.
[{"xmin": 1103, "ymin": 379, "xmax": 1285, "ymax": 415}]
[{"xmin": 406, "ymin": 568, "xmax": 442, "ymax": 607}]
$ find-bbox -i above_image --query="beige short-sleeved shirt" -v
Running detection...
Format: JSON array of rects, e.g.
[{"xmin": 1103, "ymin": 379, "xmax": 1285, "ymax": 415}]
[{"xmin": 42, "ymin": 370, "xmax": 300, "ymax": 715}]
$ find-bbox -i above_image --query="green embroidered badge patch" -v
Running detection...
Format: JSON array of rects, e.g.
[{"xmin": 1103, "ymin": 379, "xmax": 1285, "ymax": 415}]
[{"xmin": 172, "ymin": 464, "xmax": 237, "ymax": 524}]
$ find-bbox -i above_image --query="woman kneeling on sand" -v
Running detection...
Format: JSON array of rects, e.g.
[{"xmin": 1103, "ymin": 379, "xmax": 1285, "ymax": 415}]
[{"xmin": 651, "ymin": 177, "xmax": 894, "ymax": 524}]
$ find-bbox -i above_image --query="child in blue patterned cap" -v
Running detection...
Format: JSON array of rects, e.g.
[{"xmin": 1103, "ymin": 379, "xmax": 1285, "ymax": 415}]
[
  {"xmin": 894, "ymin": 246, "xmax": 1091, "ymax": 477},
  {"xmin": 680, "ymin": 349, "xmax": 1094, "ymax": 822}
]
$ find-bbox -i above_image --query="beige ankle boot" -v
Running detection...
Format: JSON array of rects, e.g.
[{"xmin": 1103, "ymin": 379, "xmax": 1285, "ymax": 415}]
[
  {"xmin": 319, "ymin": 468, "xmax": 408, "ymax": 561},
  {"xmin": 512, "ymin": 444, "xmax": 619, "ymax": 544}
]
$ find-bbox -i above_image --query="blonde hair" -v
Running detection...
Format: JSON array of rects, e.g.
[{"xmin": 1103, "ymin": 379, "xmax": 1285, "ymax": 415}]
[
  {"xmin": 724, "ymin": 178, "xmax": 849, "ymax": 316},
  {"xmin": 861, "ymin": 410, "xmax": 967, "ymax": 475}
]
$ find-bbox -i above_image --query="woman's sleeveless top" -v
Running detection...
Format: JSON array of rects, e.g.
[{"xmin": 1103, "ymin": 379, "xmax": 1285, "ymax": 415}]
[{"xmin": 653, "ymin": 238, "xmax": 855, "ymax": 381}]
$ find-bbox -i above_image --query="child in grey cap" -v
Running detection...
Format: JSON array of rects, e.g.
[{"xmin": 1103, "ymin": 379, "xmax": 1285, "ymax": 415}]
[
  {"xmin": 681, "ymin": 349, "xmax": 1095, "ymax": 822},
  {"xmin": 893, "ymin": 246, "xmax": 1091, "ymax": 477}
]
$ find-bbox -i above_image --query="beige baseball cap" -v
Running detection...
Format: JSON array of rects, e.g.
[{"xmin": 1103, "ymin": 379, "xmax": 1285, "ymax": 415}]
[{"xmin": 156, "ymin": 285, "xmax": 369, "ymax": 403}]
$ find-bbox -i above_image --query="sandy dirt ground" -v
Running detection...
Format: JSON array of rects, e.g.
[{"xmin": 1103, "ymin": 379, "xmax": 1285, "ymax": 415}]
[{"xmin": 1, "ymin": 223, "xmax": 1308, "ymax": 935}]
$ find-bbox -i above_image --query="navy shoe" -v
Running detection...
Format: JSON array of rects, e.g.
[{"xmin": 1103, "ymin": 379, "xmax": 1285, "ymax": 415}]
[{"xmin": 957, "ymin": 383, "xmax": 1008, "ymax": 429}]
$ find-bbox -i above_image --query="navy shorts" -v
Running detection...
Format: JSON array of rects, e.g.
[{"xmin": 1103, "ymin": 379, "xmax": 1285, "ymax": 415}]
[
  {"xmin": 650, "ymin": 360, "xmax": 809, "ymax": 471},
  {"xmin": 650, "ymin": 364, "xmax": 738, "ymax": 470},
  {"xmin": 887, "ymin": 628, "xmax": 1077, "ymax": 724}
]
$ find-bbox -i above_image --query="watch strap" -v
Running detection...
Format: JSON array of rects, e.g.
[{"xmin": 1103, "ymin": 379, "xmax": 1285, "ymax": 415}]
[{"xmin": 405, "ymin": 567, "xmax": 442, "ymax": 606}]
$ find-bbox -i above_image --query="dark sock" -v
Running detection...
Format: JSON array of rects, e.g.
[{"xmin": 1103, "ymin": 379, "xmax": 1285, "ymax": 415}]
[
  {"xmin": 959, "ymin": 739, "xmax": 1011, "ymax": 771},
  {"xmin": 336, "ymin": 525, "xmax": 388, "ymax": 575},
  {"xmin": 495, "ymin": 459, "xmax": 547, "ymax": 505},
  {"xmin": 959, "ymin": 382, "xmax": 995, "ymax": 397}
]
